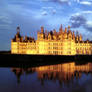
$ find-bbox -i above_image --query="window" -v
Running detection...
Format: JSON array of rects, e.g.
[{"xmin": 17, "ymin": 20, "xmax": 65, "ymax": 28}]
[
  {"xmin": 53, "ymin": 51, "xmax": 58, "ymax": 55},
  {"xmin": 68, "ymin": 51, "xmax": 71, "ymax": 54}
]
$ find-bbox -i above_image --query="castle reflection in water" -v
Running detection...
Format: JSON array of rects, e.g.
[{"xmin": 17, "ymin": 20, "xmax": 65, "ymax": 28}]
[{"xmin": 11, "ymin": 62, "xmax": 92, "ymax": 84}]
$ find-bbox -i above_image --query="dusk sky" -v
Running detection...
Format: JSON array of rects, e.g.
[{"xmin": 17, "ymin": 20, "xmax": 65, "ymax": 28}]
[{"xmin": 0, "ymin": 0, "xmax": 92, "ymax": 50}]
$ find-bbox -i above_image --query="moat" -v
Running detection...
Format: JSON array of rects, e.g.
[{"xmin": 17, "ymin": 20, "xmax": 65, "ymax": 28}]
[{"xmin": 0, "ymin": 61, "xmax": 92, "ymax": 92}]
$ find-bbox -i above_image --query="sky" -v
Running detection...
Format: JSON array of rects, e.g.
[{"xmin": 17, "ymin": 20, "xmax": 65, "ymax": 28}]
[{"xmin": 0, "ymin": 0, "xmax": 92, "ymax": 50}]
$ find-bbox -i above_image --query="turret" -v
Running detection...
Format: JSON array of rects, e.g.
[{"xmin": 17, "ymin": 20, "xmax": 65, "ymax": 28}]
[
  {"xmin": 37, "ymin": 31, "xmax": 40, "ymax": 40},
  {"xmin": 59, "ymin": 24, "xmax": 63, "ymax": 33},
  {"xmin": 53, "ymin": 29, "xmax": 56, "ymax": 34},
  {"xmin": 86, "ymin": 39, "xmax": 89, "ymax": 43},
  {"xmin": 40, "ymin": 26, "xmax": 44, "ymax": 40},
  {"xmin": 59, "ymin": 25, "xmax": 63, "ymax": 40},
  {"xmin": 17, "ymin": 26, "xmax": 20, "ymax": 34},
  {"xmin": 63, "ymin": 27, "xmax": 67, "ymax": 39},
  {"xmin": 45, "ymin": 30, "xmax": 48, "ymax": 39},
  {"xmin": 16, "ymin": 26, "xmax": 21, "ymax": 42},
  {"xmin": 68, "ymin": 25, "xmax": 70, "ymax": 31},
  {"xmin": 72, "ymin": 31, "xmax": 75, "ymax": 41},
  {"xmin": 65, "ymin": 27, "xmax": 67, "ymax": 33},
  {"xmin": 53, "ymin": 29, "xmax": 57, "ymax": 40},
  {"xmin": 48, "ymin": 32, "xmax": 52, "ymax": 40},
  {"xmin": 76, "ymin": 31, "xmax": 79, "ymax": 42},
  {"xmin": 41, "ymin": 26, "xmax": 44, "ymax": 33},
  {"xmin": 25, "ymin": 35, "xmax": 28, "ymax": 41},
  {"xmin": 79, "ymin": 34, "xmax": 82, "ymax": 41},
  {"xmin": 68, "ymin": 26, "xmax": 72, "ymax": 40},
  {"xmin": 21, "ymin": 36, "xmax": 24, "ymax": 42},
  {"xmin": 68, "ymin": 30, "xmax": 72, "ymax": 40}
]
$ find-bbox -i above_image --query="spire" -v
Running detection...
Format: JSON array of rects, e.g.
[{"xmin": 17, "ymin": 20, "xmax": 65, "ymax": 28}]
[
  {"xmin": 60, "ymin": 24, "xmax": 62, "ymax": 29},
  {"xmin": 41, "ymin": 26, "xmax": 44, "ymax": 33},
  {"xmin": 76, "ymin": 31, "xmax": 79, "ymax": 41},
  {"xmin": 48, "ymin": 32, "xmax": 52, "ymax": 40},
  {"xmin": 25, "ymin": 35, "xmax": 27, "ymax": 41},
  {"xmin": 65, "ymin": 27, "xmax": 67, "ymax": 33},
  {"xmin": 17, "ymin": 26, "xmax": 20, "ymax": 34},
  {"xmin": 16, "ymin": 26, "xmax": 21, "ymax": 41},
  {"xmin": 79, "ymin": 34, "xmax": 82, "ymax": 41},
  {"xmin": 53, "ymin": 29, "xmax": 56, "ymax": 34},
  {"xmin": 73, "ymin": 31, "xmax": 75, "ymax": 40},
  {"xmin": 59, "ymin": 24, "xmax": 63, "ymax": 33},
  {"xmin": 87, "ymin": 39, "xmax": 89, "ymax": 43},
  {"xmin": 45, "ymin": 30, "xmax": 47, "ymax": 35},
  {"xmin": 68, "ymin": 25, "xmax": 70, "ymax": 31},
  {"xmin": 45, "ymin": 30, "xmax": 48, "ymax": 39},
  {"xmin": 76, "ymin": 31, "xmax": 79, "ymax": 36},
  {"xmin": 73, "ymin": 31, "xmax": 75, "ymax": 37},
  {"xmin": 68, "ymin": 26, "xmax": 71, "ymax": 34}
]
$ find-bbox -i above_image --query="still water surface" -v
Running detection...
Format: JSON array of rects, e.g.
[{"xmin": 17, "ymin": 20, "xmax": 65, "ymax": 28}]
[{"xmin": 0, "ymin": 62, "xmax": 92, "ymax": 92}]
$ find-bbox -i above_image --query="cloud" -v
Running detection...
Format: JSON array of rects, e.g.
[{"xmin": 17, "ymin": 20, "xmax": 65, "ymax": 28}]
[
  {"xmin": 0, "ymin": 24, "xmax": 12, "ymax": 30},
  {"xmin": 41, "ymin": 0, "xmax": 68, "ymax": 2},
  {"xmin": 52, "ymin": 9, "xmax": 56, "ymax": 14},
  {"xmin": 80, "ymin": 1, "xmax": 92, "ymax": 5},
  {"xmin": 41, "ymin": 9, "xmax": 56, "ymax": 16},
  {"xmin": 57, "ymin": 0, "xmax": 71, "ymax": 5},
  {"xmin": 71, "ymin": 11, "xmax": 92, "ymax": 16},
  {"xmin": 40, "ymin": 0, "xmax": 70, "ymax": 5},
  {"xmin": 42, "ymin": 6, "xmax": 53, "ymax": 10},
  {"xmin": 84, "ymin": 21, "xmax": 92, "ymax": 32},
  {"xmin": 69, "ymin": 14, "xmax": 92, "ymax": 32},
  {"xmin": 76, "ymin": 0, "xmax": 80, "ymax": 3},
  {"xmin": 0, "ymin": 15, "xmax": 12, "ymax": 30},
  {"xmin": 41, "ymin": 11, "xmax": 48, "ymax": 15},
  {"xmin": 41, "ymin": 7, "xmax": 56, "ymax": 15},
  {"xmin": 0, "ymin": 15, "xmax": 12, "ymax": 24},
  {"xmin": 82, "ymin": 11, "xmax": 92, "ymax": 14},
  {"xmin": 59, "ymin": 0, "xmax": 68, "ymax": 3},
  {"xmin": 70, "ymin": 15, "xmax": 86, "ymax": 28}
]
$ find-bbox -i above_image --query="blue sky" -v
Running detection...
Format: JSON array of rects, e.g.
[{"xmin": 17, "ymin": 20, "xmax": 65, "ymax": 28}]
[{"xmin": 0, "ymin": 0, "xmax": 92, "ymax": 50}]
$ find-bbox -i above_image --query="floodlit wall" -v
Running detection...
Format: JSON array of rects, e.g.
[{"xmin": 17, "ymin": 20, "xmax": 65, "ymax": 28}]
[
  {"xmin": 11, "ymin": 41, "xmax": 18, "ymax": 54},
  {"xmin": 11, "ymin": 38, "xmax": 92, "ymax": 55},
  {"xmin": 11, "ymin": 26, "xmax": 92, "ymax": 55},
  {"xmin": 76, "ymin": 42, "xmax": 92, "ymax": 55}
]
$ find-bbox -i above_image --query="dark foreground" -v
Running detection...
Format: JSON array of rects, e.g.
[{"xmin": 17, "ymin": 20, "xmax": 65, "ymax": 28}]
[
  {"xmin": 0, "ymin": 52, "xmax": 92, "ymax": 92},
  {"xmin": 0, "ymin": 53, "xmax": 92, "ymax": 67}
]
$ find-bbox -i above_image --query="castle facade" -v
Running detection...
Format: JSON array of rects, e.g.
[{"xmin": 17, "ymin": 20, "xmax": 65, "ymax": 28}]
[{"xmin": 11, "ymin": 25, "xmax": 92, "ymax": 55}]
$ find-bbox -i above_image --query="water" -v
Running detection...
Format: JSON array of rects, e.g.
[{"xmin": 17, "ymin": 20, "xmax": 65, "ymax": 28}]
[{"xmin": 0, "ymin": 62, "xmax": 92, "ymax": 92}]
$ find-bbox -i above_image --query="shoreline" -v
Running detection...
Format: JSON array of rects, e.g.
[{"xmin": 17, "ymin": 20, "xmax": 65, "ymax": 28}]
[{"xmin": 0, "ymin": 53, "xmax": 92, "ymax": 67}]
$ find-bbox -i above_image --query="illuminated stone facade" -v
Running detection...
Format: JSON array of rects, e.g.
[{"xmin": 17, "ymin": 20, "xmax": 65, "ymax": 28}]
[{"xmin": 11, "ymin": 25, "xmax": 92, "ymax": 55}]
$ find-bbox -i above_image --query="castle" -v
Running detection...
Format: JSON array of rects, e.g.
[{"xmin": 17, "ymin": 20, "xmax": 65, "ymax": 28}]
[{"xmin": 11, "ymin": 25, "xmax": 92, "ymax": 55}]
